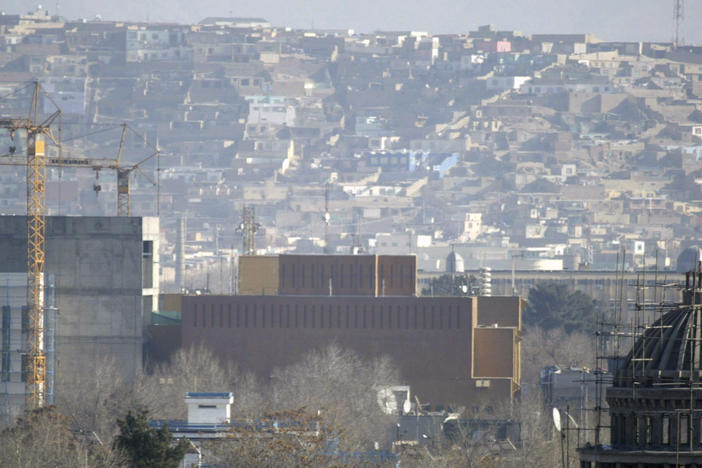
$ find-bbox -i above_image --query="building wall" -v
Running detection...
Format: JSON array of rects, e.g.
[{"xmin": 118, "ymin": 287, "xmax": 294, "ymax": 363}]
[
  {"xmin": 268, "ymin": 254, "xmax": 417, "ymax": 297},
  {"xmin": 181, "ymin": 295, "xmax": 520, "ymax": 408},
  {"xmin": 279, "ymin": 254, "xmax": 377, "ymax": 296},
  {"xmin": 0, "ymin": 216, "xmax": 158, "ymax": 396},
  {"xmin": 377, "ymin": 255, "xmax": 417, "ymax": 296},
  {"xmin": 238, "ymin": 256, "xmax": 279, "ymax": 295}
]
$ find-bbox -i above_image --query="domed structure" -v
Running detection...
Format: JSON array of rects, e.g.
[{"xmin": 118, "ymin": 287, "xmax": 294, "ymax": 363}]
[
  {"xmin": 677, "ymin": 246, "xmax": 702, "ymax": 274},
  {"xmin": 580, "ymin": 271, "xmax": 702, "ymax": 467},
  {"xmin": 445, "ymin": 250, "xmax": 465, "ymax": 273}
]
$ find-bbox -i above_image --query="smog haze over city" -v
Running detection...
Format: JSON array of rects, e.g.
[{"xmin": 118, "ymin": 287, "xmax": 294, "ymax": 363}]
[
  {"xmin": 2, "ymin": 0, "xmax": 702, "ymax": 467},
  {"xmin": 5, "ymin": 0, "xmax": 702, "ymax": 42}
]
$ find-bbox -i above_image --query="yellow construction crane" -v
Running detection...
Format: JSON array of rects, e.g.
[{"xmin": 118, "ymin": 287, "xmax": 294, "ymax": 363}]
[
  {"xmin": 0, "ymin": 81, "xmax": 60, "ymax": 409},
  {"xmin": 2, "ymin": 122, "xmax": 160, "ymax": 216},
  {"xmin": 0, "ymin": 82, "xmax": 159, "ymax": 409}
]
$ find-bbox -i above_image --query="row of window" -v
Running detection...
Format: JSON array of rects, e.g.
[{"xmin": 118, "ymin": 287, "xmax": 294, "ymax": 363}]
[
  {"xmin": 615, "ymin": 413, "xmax": 702, "ymax": 447},
  {"xmin": 1, "ymin": 354, "xmax": 26, "ymax": 383},
  {"xmin": 279, "ymin": 263, "xmax": 410, "ymax": 291},
  {"xmin": 191, "ymin": 303, "xmax": 462, "ymax": 331},
  {"xmin": 1, "ymin": 306, "xmax": 31, "ymax": 331}
]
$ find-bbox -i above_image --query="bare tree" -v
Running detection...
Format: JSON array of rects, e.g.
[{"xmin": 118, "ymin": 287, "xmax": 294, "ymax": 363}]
[
  {"xmin": 201, "ymin": 408, "xmax": 356, "ymax": 468},
  {"xmin": 134, "ymin": 344, "xmax": 234, "ymax": 420},
  {"xmin": 269, "ymin": 344, "xmax": 401, "ymax": 451},
  {"xmin": 522, "ymin": 326, "xmax": 595, "ymax": 386},
  {"xmin": 56, "ymin": 355, "xmax": 135, "ymax": 444},
  {"xmin": 0, "ymin": 407, "xmax": 125, "ymax": 468}
]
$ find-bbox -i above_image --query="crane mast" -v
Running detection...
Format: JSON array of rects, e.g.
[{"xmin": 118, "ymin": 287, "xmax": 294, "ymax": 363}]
[
  {"xmin": 0, "ymin": 82, "xmax": 60, "ymax": 409},
  {"xmin": 1, "ymin": 83, "xmax": 157, "ymax": 409}
]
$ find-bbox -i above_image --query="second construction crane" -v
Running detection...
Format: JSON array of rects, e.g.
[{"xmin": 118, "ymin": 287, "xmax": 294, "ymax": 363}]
[{"xmin": 0, "ymin": 81, "xmax": 159, "ymax": 409}]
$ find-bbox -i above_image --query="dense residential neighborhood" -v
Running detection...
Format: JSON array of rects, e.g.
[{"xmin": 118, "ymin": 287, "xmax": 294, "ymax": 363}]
[{"xmin": 2, "ymin": 8, "xmax": 702, "ymax": 293}]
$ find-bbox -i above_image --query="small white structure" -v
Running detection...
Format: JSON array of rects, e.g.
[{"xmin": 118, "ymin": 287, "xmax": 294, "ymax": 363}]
[
  {"xmin": 184, "ymin": 392, "xmax": 233, "ymax": 424},
  {"xmin": 376, "ymin": 385, "xmax": 411, "ymax": 415}
]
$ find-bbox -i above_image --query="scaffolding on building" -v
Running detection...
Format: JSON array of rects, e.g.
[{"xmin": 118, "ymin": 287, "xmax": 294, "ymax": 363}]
[{"xmin": 587, "ymin": 247, "xmax": 694, "ymax": 456}]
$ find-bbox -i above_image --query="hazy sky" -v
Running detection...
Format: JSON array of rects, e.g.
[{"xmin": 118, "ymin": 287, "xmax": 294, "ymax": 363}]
[{"xmin": 6, "ymin": 0, "xmax": 702, "ymax": 44}]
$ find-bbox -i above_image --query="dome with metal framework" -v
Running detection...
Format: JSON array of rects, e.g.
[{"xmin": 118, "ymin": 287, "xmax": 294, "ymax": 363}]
[{"xmin": 613, "ymin": 303, "xmax": 702, "ymax": 388}]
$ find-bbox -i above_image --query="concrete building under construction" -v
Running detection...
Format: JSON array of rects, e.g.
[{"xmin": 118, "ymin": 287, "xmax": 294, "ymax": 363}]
[{"xmin": 0, "ymin": 215, "xmax": 159, "ymax": 415}]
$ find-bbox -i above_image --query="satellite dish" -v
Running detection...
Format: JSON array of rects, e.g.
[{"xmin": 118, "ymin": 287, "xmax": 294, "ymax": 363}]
[
  {"xmin": 403, "ymin": 399, "xmax": 412, "ymax": 415},
  {"xmin": 552, "ymin": 407, "xmax": 562, "ymax": 432}
]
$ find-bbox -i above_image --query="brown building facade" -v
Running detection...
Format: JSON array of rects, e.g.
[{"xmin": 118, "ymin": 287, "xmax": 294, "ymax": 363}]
[
  {"xmin": 181, "ymin": 295, "xmax": 522, "ymax": 408},
  {"xmin": 239, "ymin": 254, "xmax": 417, "ymax": 297}
]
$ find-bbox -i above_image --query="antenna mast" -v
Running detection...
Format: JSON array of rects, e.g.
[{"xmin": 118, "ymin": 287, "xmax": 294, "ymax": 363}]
[
  {"xmin": 323, "ymin": 183, "xmax": 330, "ymax": 254},
  {"xmin": 674, "ymin": 0, "xmax": 685, "ymax": 48},
  {"xmin": 239, "ymin": 205, "xmax": 258, "ymax": 255}
]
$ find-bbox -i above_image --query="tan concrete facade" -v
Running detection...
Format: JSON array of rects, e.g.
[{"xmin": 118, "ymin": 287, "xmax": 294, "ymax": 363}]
[{"xmin": 238, "ymin": 256, "xmax": 279, "ymax": 295}]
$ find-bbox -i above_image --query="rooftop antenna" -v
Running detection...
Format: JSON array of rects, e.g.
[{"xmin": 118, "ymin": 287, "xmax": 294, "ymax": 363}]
[
  {"xmin": 674, "ymin": 0, "xmax": 685, "ymax": 49},
  {"xmin": 237, "ymin": 205, "xmax": 259, "ymax": 255},
  {"xmin": 323, "ymin": 182, "xmax": 330, "ymax": 254}
]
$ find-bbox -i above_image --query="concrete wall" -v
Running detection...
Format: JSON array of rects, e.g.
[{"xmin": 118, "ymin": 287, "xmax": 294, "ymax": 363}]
[
  {"xmin": 181, "ymin": 294, "xmax": 520, "ymax": 408},
  {"xmin": 238, "ymin": 256, "xmax": 279, "ymax": 295},
  {"xmin": 0, "ymin": 216, "xmax": 158, "ymax": 396}
]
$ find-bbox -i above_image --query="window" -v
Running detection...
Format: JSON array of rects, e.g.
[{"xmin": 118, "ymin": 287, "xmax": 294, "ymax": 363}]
[
  {"xmin": 681, "ymin": 415, "xmax": 689, "ymax": 445},
  {"xmin": 663, "ymin": 416, "xmax": 670, "ymax": 445},
  {"xmin": 228, "ymin": 305, "xmax": 232, "ymax": 328},
  {"xmin": 645, "ymin": 416, "xmax": 652, "ymax": 445},
  {"xmin": 244, "ymin": 305, "xmax": 249, "ymax": 328},
  {"xmin": 236, "ymin": 305, "xmax": 241, "ymax": 328},
  {"xmin": 143, "ymin": 240, "xmax": 154, "ymax": 288},
  {"xmin": 21, "ymin": 354, "xmax": 27, "ymax": 382},
  {"xmin": 21, "ymin": 306, "xmax": 29, "ymax": 331},
  {"xmin": 379, "ymin": 305, "xmax": 384, "ymax": 328},
  {"xmin": 210, "ymin": 305, "xmax": 215, "ymax": 329},
  {"xmin": 193, "ymin": 304, "xmax": 198, "ymax": 327},
  {"xmin": 219, "ymin": 305, "xmax": 223, "ymax": 328}
]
